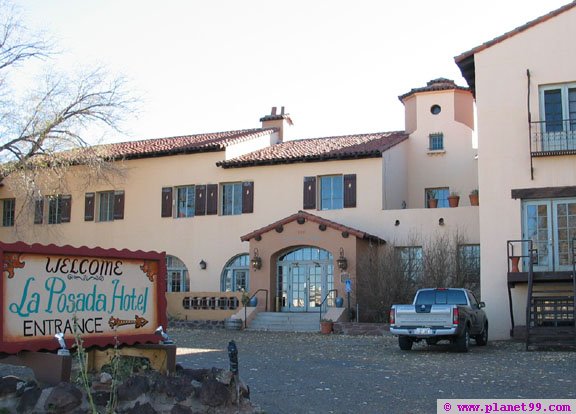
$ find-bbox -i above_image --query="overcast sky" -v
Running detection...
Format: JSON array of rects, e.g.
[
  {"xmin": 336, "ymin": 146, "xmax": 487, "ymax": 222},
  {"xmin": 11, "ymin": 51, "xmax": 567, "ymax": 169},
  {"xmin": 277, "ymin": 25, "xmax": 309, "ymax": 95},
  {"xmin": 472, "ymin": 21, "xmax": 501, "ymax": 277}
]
[{"xmin": 17, "ymin": 0, "xmax": 571, "ymax": 143}]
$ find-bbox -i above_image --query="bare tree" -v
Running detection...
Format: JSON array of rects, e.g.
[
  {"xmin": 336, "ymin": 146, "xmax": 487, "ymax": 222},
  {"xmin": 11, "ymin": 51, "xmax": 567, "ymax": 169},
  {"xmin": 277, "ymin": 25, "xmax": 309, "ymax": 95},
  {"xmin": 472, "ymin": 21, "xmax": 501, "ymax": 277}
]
[{"xmin": 0, "ymin": 1, "xmax": 135, "ymax": 200}]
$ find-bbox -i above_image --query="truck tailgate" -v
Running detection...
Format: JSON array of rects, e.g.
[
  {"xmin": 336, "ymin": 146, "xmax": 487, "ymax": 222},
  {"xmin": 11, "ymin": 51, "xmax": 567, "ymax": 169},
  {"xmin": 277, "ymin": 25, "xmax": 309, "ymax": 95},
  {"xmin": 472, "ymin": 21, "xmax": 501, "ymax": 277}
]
[{"xmin": 394, "ymin": 304, "xmax": 454, "ymax": 327}]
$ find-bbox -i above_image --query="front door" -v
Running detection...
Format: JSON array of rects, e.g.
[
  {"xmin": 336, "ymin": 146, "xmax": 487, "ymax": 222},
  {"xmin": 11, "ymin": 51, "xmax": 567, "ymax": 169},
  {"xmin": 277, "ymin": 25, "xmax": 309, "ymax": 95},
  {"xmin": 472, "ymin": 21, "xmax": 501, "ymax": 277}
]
[
  {"xmin": 278, "ymin": 247, "xmax": 334, "ymax": 312},
  {"xmin": 523, "ymin": 198, "xmax": 576, "ymax": 271}
]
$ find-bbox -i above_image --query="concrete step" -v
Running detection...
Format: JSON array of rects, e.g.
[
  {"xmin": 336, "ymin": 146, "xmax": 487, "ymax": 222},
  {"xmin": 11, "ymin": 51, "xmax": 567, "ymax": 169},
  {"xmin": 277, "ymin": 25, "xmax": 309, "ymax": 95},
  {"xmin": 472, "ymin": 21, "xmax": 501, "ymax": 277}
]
[{"xmin": 247, "ymin": 312, "xmax": 322, "ymax": 332}]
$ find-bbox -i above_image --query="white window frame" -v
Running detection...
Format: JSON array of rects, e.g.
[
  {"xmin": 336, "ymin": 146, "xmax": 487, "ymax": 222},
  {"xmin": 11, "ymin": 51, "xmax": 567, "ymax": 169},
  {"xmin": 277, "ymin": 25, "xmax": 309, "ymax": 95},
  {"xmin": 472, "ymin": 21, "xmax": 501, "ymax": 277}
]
[
  {"xmin": 221, "ymin": 182, "xmax": 242, "ymax": 216},
  {"xmin": 176, "ymin": 185, "xmax": 195, "ymax": 218},
  {"xmin": 98, "ymin": 191, "xmax": 115, "ymax": 222}
]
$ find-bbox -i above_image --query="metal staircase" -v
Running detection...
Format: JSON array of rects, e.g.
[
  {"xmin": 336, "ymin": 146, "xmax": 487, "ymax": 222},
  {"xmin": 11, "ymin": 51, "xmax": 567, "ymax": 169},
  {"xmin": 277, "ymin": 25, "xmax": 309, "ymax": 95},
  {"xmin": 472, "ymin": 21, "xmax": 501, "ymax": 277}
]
[{"xmin": 524, "ymin": 239, "xmax": 576, "ymax": 349}]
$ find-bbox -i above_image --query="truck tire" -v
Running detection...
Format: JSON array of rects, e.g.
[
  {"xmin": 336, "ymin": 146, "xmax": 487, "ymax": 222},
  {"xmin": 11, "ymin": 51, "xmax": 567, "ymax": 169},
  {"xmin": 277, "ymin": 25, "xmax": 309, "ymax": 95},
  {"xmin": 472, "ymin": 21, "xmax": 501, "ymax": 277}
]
[
  {"xmin": 398, "ymin": 336, "xmax": 413, "ymax": 351},
  {"xmin": 475, "ymin": 322, "xmax": 488, "ymax": 346},
  {"xmin": 455, "ymin": 325, "xmax": 470, "ymax": 352}
]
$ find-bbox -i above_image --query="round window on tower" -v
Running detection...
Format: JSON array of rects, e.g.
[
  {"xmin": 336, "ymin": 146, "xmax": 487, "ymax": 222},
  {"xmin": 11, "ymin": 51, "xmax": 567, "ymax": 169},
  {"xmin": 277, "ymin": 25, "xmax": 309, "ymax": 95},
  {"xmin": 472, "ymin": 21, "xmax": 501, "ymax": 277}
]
[{"xmin": 430, "ymin": 104, "xmax": 441, "ymax": 115}]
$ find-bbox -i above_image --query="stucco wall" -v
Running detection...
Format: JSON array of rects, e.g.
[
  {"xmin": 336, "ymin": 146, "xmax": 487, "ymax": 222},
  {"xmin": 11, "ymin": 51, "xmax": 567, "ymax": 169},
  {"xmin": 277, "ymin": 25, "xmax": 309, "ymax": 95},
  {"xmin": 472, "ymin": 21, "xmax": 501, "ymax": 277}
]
[{"xmin": 474, "ymin": 6, "xmax": 576, "ymax": 339}]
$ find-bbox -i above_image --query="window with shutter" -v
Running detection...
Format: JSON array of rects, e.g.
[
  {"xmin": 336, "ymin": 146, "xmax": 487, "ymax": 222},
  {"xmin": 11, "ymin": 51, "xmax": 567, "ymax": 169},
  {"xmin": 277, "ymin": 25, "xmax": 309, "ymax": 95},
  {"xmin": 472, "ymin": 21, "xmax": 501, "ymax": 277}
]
[
  {"xmin": 161, "ymin": 187, "xmax": 173, "ymax": 218},
  {"xmin": 207, "ymin": 184, "xmax": 218, "ymax": 215},
  {"xmin": 221, "ymin": 183, "xmax": 242, "ymax": 215},
  {"xmin": 85, "ymin": 193, "xmax": 95, "ymax": 221},
  {"xmin": 61, "ymin": 195, "xmax": 71, "ymax": 223},
  {"xmin": 195, "ymin": 185, "xmax": 207, "ymax": 216},
  {"xmin": 114, "ymin": 191, "xmax": 125, "ymax": 220},
  {"xmin": 343, "ymin": 174, "xmax": 357, "ymax": 208},
  {"xmin": 242, "ymin": 181, "xmax": 254, "ymax": 214},
  {"xmin": 303, "ymin": 177, "xmax": 317, "ymax": 210},
  {"xmin": 34, "ymin": 199, "xmax": 44, "ymax": 224}
]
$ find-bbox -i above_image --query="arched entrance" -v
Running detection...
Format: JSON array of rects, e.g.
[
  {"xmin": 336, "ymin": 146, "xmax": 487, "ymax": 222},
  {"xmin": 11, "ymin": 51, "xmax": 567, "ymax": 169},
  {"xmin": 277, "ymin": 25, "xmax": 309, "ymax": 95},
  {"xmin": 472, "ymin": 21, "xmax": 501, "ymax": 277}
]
[{"xmin": 277, "ymin": 247, "xmax": 334, "ymax": 312}]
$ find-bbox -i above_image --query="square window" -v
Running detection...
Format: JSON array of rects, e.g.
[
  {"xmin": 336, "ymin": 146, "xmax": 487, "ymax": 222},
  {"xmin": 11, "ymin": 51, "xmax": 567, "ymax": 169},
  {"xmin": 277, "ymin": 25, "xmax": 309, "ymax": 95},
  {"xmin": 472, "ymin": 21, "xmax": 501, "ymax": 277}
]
[
  {"xmin": 397, "ymin": 246, "xmax": 423, "ymax": 281},
  {"xmin": 320, "ymin": 175, "xmax": 344, "ymax": 210},
  {"xmin": 429, "ymin": 133, "xmax": 444, "ymax": 151},
  {"xmin": 2, "ymin": 198, "xmax": 15, "ymax": 227},
  {"xmin": 425, "ymin": 187, "xmax": 450, "ymax": 208}
]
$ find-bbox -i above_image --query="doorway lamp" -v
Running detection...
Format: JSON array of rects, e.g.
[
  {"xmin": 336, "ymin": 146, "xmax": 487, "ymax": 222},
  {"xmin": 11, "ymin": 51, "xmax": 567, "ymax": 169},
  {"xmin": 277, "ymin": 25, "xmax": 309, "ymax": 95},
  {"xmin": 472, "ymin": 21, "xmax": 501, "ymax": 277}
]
[
  {"xmin": 251, "ymin": 248, "xmax": 262, "ymax": 270},
  {"xmin": 337, "ymin": 247, "xmax": 348, "ymax": 270}
]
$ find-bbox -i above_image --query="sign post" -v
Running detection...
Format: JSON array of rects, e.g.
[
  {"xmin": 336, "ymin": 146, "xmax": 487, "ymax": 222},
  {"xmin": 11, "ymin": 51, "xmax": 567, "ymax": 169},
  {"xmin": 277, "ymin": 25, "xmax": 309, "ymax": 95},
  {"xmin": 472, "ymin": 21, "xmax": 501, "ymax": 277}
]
[{"xmin": 345, "ymin": 278, "xmax": 352, "ymax": 320}]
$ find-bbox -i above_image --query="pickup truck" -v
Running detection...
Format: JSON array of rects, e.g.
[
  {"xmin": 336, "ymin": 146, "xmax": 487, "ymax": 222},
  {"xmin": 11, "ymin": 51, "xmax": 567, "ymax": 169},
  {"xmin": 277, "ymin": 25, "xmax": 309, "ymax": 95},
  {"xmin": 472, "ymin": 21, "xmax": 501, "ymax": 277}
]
[{"xmin": 389, "ymin": 288, "xmax": 488, "ymax": 352}]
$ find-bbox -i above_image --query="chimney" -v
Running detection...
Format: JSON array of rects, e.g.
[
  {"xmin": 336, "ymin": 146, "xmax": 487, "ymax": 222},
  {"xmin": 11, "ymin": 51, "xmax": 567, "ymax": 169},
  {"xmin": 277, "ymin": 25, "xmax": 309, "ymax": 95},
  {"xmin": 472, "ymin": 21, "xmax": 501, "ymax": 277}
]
[{"xmin": 260, "ymin": 106, "xmax": 293, "ymax": 142}]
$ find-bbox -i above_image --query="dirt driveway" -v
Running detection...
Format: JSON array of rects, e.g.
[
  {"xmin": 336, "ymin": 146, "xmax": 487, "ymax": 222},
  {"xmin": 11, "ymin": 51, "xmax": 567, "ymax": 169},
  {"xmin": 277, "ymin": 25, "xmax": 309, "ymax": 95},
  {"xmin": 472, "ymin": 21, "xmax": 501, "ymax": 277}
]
[{"xmin": 172, "ymin": 328, "xmax": 576, "ymax": 414}]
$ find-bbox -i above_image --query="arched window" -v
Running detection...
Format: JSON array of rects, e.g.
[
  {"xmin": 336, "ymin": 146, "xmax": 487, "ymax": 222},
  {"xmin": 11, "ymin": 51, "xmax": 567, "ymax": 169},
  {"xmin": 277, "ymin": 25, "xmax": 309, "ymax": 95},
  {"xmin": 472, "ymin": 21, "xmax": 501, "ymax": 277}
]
[
  {"xmin": 221, "ymin": 254, "xmax": 250, "ymax": 292},
  {"xmin": 166, "ymin": 255, "xmax": 190, "ymax": 292}
]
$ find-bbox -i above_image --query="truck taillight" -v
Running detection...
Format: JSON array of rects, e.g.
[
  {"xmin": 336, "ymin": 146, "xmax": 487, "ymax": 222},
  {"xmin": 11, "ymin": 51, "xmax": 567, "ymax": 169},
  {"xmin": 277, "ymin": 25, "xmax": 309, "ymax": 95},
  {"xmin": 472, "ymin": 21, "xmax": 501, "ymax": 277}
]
[
  {"xmin": 389, "ymin": 308, "xmax": 395, "ymax": 325},
  {"xmin": 453, "ymin": 307, "xmax": 459, "ymax": 325}
]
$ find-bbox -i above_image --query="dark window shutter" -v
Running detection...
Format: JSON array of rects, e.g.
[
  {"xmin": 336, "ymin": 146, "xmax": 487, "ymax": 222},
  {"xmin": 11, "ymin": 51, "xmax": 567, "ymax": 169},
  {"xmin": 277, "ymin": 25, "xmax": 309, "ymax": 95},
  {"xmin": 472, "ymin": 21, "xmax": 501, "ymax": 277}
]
[
  {"xmin": 114, "ymin": 191, "xmax": 125, "ymax": 220},
  {"xmin": 34, "ymin": 199, "xmax": 44, "ymax": 224},
  {"xmin": 61, "ymin": 195, "xmax": 72, "ymax": 223},
  {"xmin": 206, "ymin": 184, "xmax": 218, "ymax": 215},
  {"xmin": 161, "ymin": 187, "xmax": 173, "ymax": 218},
  {"xmin": 84, "ymin": 193, "xmax": 95, "ymax": 221},
  {"xmin": 344, "ymin": 174, "xmax": 357, "ymax": 208},
  {"xmin": 303, "ymin": 176, "xmax": 316, "ymax": 210},
  {"xmin": 195, "ymin": 185, "xmax": 206, "ymax": 216},
  {"xmin": 242, "ymin": 181, "xmax": 254, "ymax": 214}
]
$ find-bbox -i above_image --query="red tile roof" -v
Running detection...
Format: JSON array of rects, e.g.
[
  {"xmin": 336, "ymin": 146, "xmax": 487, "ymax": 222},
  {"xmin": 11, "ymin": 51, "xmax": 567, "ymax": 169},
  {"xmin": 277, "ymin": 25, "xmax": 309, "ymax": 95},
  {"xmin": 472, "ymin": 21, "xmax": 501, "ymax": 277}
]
[
  {"xmin": 398, "ymin": 78, "xmax": 470, "ymax": 102},
  {"xmin": 240, "ymin": 210, "xmax": 386, "ymax": 244},
  {"xmin": 454, "ymin": 1, "xmax": 576, "ymax": 64},
  {"xmin": 217, "ymin": 131, "xmax": 408, "ymax": 168},
  {"xmin": 96, "ymin": 128, "xmax": 277, "ymax": 160}
]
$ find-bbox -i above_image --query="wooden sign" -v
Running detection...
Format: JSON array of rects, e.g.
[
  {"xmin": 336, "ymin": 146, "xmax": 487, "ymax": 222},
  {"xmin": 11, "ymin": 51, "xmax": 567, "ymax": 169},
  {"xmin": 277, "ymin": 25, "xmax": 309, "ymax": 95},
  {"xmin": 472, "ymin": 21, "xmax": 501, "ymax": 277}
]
[{"xmin": 0, "ymin": 242, "xmax": 167, "ymax": 354}]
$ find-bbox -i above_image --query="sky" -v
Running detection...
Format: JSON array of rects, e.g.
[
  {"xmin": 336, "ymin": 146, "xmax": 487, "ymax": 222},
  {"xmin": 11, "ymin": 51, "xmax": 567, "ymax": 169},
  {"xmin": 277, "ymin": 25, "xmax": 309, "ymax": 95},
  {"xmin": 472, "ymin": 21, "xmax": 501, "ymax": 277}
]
[{"xmin": 16, "ymin": 0, "xmax": 573, "ymax": 143}]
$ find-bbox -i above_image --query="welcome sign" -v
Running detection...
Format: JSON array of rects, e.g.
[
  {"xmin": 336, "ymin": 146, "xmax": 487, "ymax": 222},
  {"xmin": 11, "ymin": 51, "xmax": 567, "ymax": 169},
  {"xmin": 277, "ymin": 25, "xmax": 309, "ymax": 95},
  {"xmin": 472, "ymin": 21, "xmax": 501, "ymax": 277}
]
[{"xmin": 0, "ymin": 242, "xmax": 167, "ymax": 354}]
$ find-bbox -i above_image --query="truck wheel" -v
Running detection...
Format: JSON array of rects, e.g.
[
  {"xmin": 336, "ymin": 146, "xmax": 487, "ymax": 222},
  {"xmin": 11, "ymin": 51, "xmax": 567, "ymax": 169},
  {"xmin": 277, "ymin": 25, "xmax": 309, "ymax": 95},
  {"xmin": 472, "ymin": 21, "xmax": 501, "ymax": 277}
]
[
  {"xmin": 398, "ymin": 336, "xmax": 413, "ymax": 351},
  {"xmin": 455, "ymin": 326, "xmax": 470, "ymax": 352},
  {"xmin": 475, "ymin": 323, "xmax": 488, "ymax": 346}
]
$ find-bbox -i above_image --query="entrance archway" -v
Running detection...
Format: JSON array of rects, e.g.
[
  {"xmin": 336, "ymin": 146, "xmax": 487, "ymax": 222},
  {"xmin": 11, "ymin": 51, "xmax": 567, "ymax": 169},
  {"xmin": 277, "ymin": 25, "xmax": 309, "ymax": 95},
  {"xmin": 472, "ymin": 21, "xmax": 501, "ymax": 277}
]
[{"xmin": 277, "ymin": 247, "xmax": 334, "ymax": 312}]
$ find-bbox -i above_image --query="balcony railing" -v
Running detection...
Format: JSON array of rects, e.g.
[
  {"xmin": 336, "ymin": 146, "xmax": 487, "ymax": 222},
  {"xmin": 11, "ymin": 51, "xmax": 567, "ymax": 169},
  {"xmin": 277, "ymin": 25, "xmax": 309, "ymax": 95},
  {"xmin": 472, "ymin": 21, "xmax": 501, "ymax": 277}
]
[{"xmin": 531, "ymin": 119, "xmax": 576, "ymax": 155}]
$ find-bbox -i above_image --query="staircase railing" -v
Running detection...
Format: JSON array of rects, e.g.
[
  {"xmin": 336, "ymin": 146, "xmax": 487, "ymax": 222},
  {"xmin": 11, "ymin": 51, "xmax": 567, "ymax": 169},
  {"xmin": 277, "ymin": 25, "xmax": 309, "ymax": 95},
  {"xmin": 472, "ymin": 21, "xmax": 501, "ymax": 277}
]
[
  {"xmin": 244, "ymin": 289, "xmax": 268, "ymax": 329},
  {"xmin": 318, "ymin": 289, "xmax": 338, "ymax": 326}
]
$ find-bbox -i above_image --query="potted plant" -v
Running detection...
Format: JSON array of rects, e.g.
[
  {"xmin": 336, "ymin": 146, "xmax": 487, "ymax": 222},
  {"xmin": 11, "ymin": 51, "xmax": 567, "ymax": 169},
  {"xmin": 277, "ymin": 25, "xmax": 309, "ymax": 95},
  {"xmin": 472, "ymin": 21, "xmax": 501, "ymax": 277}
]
[
  {"xmin": 427, "ymin": 190, "xmax": 438, "ymax": 208},
  {"xmin": 447, "ymin": 191, "xmax": 460, "ymax": 208},
  {"xmin": 469, "ymin": 189, "xmax": 479, "ymax": 206},
  {"xmin": 320, "ymin": 318, "xmax": 334, "ymax": 334}
]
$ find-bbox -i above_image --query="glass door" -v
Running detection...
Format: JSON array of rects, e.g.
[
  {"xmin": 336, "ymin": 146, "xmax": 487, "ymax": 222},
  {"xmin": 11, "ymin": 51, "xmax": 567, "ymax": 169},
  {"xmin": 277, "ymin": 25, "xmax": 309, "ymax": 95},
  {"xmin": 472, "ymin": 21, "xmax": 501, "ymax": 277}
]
[
  {"xmin": 553, "ymin": 200, "xmax": 576, "ymax": 270},
  {"xmin": 290, "ymin": 265, "xmax": 307, "ymax": 311},
  {"xmin": 523, "ymin": 199, "xmax": 576, "ymax": 271},
  {"xmin": 307, "ymin": 264, "xmax": 323, "ymax": 309},
  {"xmin": 523, "ymin": 201, "xmax": 552, "ymax": 271}
]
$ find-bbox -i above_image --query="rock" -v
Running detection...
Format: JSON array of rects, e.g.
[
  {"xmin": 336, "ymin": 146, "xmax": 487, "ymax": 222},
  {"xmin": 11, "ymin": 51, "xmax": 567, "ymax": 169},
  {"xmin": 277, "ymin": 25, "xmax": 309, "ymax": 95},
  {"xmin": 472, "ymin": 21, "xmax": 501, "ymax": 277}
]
[
  {"xmin": 117, "ymin": 374, "xmax": 150, "ymax": 401},
  {"xmin": 171, "ymin": 403, "xmax": 194, "ymax": 414},
  {"xmin": 0, "ymin": 375, "xmax": 26, "ymax": 399},
  {"xmin": 178, "ymin": 368, "xmax": 211, "ymax": 382},
  {"xmin": 16, "ymin": 385, "xmax": 41, "ymax": 413},
  {"xmin": 99, "ymin": 372, "xmax": 113, "ymax": 384},
  {"xmin": 43, "ymin": 382, "xmax": 83, "ymax": 413},
  {"xmin": 125, "ymin": 401, "xmax": 158, "ymax": 414},
  {"xmin": 199, "ymin": 379, "xmax": 230, "ymax": 407},
  {"xmin": 151, "ymin": 373, "xmax": 195, "ymax": 402},
  {"xmin": 91, "ymin": 389, "xmax": 111, "ymax": 406},
  {"xmin": 216, "ymin": 369, "xmax": 234, "ymax": 385}
]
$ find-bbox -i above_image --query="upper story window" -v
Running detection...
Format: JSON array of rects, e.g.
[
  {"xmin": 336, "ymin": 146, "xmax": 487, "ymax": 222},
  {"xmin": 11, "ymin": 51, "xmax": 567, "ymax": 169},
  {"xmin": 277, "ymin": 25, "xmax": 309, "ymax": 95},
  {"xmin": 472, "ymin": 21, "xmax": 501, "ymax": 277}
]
[
  {"xmin": 84, "ymin": 191, "xmax": 124, "ymax": 222},
  {"xmin": 320, "ymin": 175, "xmax": 344, "ymax": 210},
  {"xmin": 222, "ymin": 182, "xmax": 242, "ymax": 216},
  {"xmin": 43, "ymin": 195, "xmax": 71, "ymax": 224},
  {"xmin": 428, "ymin": 133, "xmax": 444, "ymax": 151},
  {"xmin": 425, "ymin": 187, "xmax": 449, "ymax": 208},
  {"xmin": 538, "ymin": 83, "xmax": 576, "ymax": 151},
  {"xmin": 2, "ymin": 198, "xmax": 15, "ymax": 227},
  {"xmin": 303, "ymin": 174, "xmax": 356, "ymax": 210},
  {"xmin": 176, "ymin": 186, "xmax": 195, "ymax": 218}
]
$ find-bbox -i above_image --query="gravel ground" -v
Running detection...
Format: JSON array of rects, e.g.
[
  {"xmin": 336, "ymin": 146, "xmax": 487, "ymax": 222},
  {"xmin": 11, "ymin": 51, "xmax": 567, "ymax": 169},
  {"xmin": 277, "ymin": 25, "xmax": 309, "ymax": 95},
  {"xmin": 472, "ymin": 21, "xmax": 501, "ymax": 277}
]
[
  {"xmin": 172, "ymin": 329, "xmax": 576, "ymax": 414},
  {"xmin": 1, "ymin": 329, "xmax": 574, "ymax": 414}
]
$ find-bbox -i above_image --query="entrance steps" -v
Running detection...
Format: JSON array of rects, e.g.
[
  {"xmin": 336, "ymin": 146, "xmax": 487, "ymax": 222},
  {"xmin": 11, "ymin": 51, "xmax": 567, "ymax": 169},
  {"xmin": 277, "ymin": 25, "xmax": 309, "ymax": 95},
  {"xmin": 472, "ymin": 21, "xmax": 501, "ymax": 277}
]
[{"xmin": 247, "ymin": 312, "xmax": 321, "ymax": 332}]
